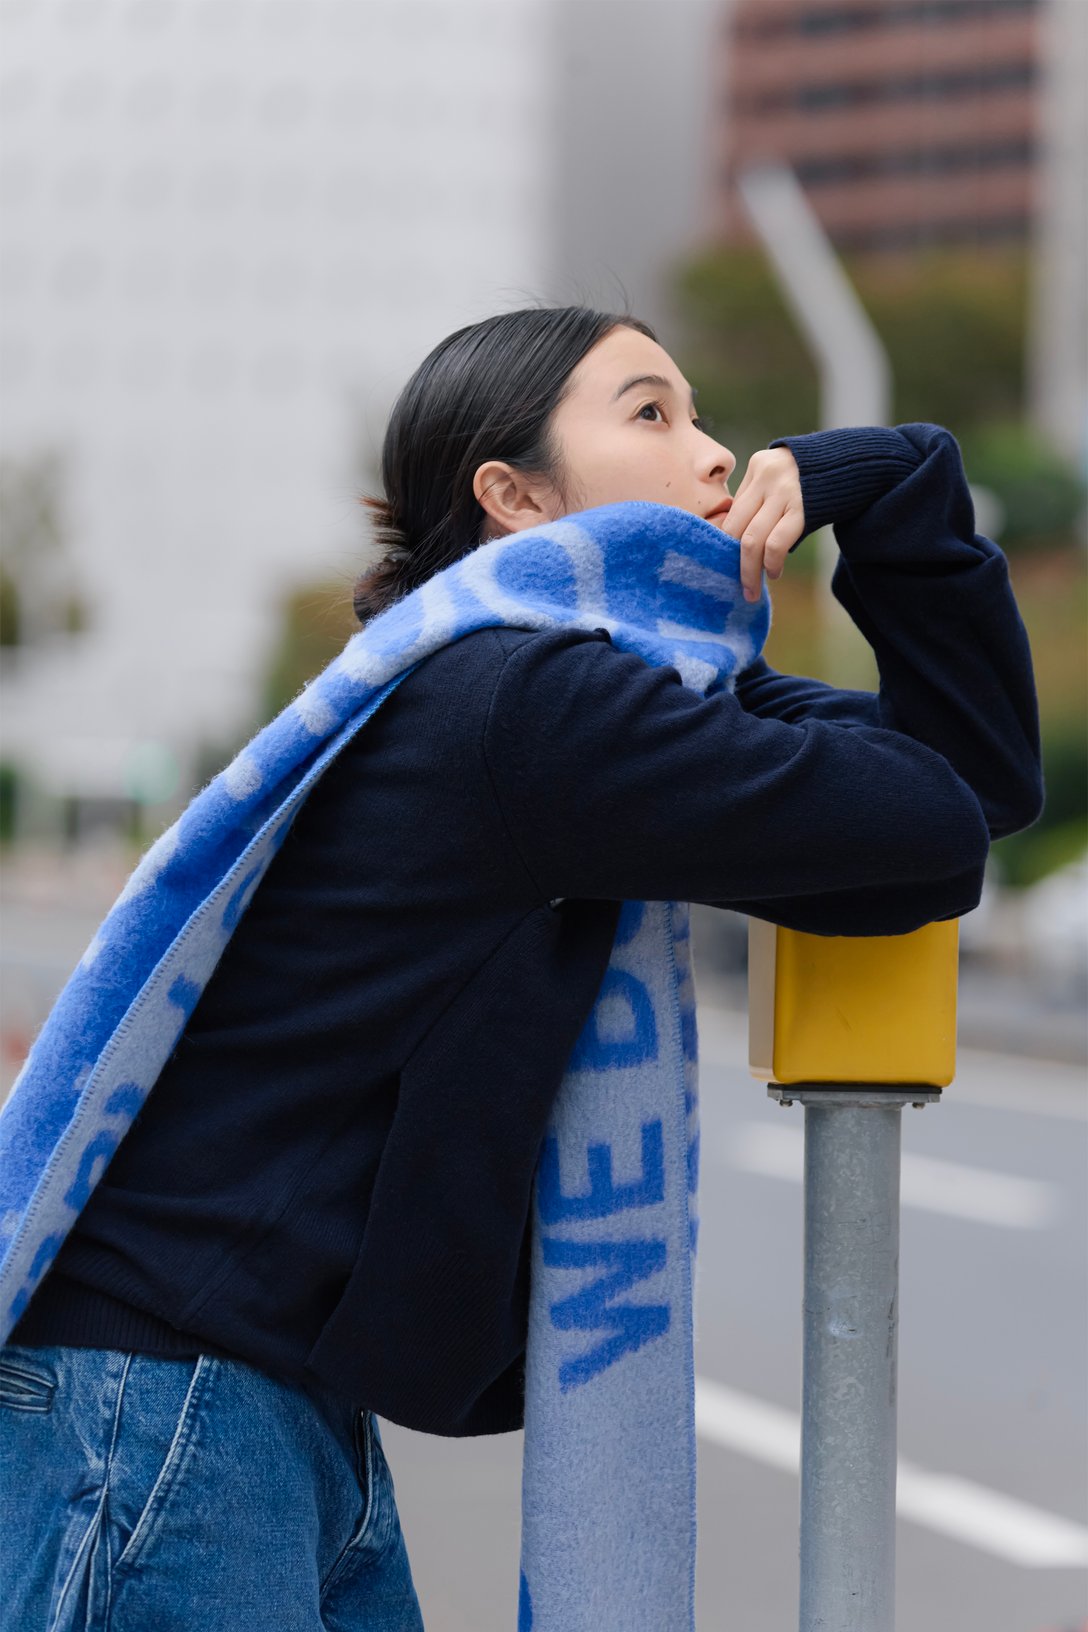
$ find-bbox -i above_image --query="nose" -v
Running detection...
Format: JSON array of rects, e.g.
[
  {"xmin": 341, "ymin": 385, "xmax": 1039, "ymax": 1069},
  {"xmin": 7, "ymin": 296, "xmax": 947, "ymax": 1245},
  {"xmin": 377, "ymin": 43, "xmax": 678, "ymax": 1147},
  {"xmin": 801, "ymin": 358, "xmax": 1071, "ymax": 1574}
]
[{"xmin": 700, "ymin": 439, "xmax": 736, "ymax": 484}]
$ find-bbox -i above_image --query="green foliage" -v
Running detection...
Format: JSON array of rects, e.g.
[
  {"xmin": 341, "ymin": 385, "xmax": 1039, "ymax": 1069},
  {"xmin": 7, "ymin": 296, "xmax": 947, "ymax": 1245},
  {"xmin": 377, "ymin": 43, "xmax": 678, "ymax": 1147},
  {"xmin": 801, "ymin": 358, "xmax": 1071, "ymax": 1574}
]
[
  {"xmin": 0, "ymin": 448, "xmax": 92, "ymax": 644},
  {"xmin": 848, "ymin": 247, "xmax": 1028, "ymax": 430},
  {"xmin": 61, "ymin": 591, "xmax": 91, "ymax": 635},
  {"xmin": 992, "ymin": 816, "xmax": 1087, "ymax": 890},
  {"xmin": 261, "ymin": 579, "xmax": 358, "ymax": 720},
  {"xmin": 957, "ymin": 422, "xmax": 1086, "ymax": 554},
  {"xmin": 987, "ymin": 716, "xmax": 1087, "ymax": 887},
  {"xmin": 0, "ymin": 449, "xmax": 66, "ymax": 558},
  {"xmin": 673, "ymin": 242, "xmax": 1034, "ymax": 479},
  {"xmin": 0, "ymin": 762, "xmax": 18, "ymax": 844},
  {"xmin": 0, "ymin": 566, "xmax": 19, "ymax": 647}
]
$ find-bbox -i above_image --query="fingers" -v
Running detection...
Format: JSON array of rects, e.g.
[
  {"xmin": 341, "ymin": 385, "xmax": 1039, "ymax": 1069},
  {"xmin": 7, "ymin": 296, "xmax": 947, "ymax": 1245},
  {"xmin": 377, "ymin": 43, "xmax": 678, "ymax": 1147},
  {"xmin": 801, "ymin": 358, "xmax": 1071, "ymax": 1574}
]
[
  {"xmin": 726, "ymin": 447, "xmax": 806, "ymax": 600},
  {"xmin": 726, "ymin": 450, "xmax": 771, "ymax": 540},
  {"xmin": 737, "ymin": 505, "xmax": 804, "ymax": 600},
  {"xmin": 723, "ymin": 486, "xmax": 759, "ymax": 549},
  {"xmin": 762, "ymin": 512, "xmax": 804, "ymax": 577},
  {"xmin": 735, "ymin": 499, "xmax": 786, "ymax": 600}
]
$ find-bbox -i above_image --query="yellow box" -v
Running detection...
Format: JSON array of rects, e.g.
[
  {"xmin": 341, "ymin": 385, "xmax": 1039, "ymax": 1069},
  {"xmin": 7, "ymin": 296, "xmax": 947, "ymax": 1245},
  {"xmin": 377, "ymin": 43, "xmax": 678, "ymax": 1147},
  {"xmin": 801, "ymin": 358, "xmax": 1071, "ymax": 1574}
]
[{"xmin": 747, "ymin": 917, "xmax": 959, "ymax": 1087}]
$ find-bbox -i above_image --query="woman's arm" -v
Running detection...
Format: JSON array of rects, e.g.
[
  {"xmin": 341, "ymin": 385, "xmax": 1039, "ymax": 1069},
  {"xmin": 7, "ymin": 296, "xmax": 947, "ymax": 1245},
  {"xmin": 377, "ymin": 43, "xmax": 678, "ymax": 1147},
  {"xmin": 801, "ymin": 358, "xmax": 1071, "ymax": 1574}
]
[
  {"xmin": 483, "ymin": 625, "xmax": 992, "ymax": 938},
  {"xmin": 747, "ymin": 421, "xmax": 1045, "ymax": 841},
  {"xmin": 734, "ymin": 657, "xmax": 881, "ymax": 731}
]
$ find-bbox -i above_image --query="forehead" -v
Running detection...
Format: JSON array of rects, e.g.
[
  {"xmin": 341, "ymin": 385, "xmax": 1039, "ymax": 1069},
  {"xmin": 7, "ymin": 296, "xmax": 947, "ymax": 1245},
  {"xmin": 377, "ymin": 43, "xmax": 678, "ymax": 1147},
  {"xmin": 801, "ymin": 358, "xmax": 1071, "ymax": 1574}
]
[{"xmin": 569, "ymin": 326, "xmax": 684, "ymax": 398}]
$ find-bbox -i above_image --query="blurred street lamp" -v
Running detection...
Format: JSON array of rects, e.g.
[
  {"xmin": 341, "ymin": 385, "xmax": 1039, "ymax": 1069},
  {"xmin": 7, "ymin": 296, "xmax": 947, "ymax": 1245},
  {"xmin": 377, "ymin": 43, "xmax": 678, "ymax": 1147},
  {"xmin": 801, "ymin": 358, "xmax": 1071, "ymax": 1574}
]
[{"xmin": 736, "ymin": 163, "xmax": 891, "ymax": 689}]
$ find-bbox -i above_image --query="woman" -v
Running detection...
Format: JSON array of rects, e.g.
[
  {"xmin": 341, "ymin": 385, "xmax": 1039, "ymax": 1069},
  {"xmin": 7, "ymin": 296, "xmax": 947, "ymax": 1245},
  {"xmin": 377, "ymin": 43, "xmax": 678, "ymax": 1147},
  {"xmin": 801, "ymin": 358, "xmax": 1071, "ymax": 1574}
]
[{"xmin": 0, "ymin": 304, "xmax": 1043, "ymax": 1629}]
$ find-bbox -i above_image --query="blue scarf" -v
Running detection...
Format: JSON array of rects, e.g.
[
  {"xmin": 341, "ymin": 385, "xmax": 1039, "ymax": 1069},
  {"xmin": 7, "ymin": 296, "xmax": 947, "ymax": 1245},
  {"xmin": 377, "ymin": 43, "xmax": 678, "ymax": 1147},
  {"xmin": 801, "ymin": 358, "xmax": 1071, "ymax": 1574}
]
[{"xmin": 0, "ymin": 500, "xmax": 771, "ymax": 1631}]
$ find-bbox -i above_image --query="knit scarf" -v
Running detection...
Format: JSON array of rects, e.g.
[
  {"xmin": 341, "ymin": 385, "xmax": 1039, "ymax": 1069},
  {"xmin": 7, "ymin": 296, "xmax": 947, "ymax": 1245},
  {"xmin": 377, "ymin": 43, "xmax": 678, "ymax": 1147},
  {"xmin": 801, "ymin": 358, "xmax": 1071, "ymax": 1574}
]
[{"xmin": 0, "ymin": 499, "xmax": 771, "ymax": 1631}]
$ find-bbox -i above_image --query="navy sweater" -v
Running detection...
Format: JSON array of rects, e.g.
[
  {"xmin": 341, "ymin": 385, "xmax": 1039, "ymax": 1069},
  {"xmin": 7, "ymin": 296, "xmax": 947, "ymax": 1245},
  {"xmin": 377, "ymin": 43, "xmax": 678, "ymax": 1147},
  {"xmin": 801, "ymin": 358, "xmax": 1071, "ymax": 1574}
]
[{"xmin": 11, "ymin": 423, "xmax": 1044, "ymax": 1436}]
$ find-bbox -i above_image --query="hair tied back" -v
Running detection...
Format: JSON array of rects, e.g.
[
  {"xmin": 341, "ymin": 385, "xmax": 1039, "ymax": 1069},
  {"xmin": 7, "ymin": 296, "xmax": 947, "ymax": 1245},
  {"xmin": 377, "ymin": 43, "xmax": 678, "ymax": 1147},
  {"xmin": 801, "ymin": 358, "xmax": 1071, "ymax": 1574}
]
[
  {"xmin": 353, "ymin": 493, "xmax": 412, "ymax": 624},
  {"xmin": 358, "ymin": 492, "xmax": 410, "ymax": 558}
]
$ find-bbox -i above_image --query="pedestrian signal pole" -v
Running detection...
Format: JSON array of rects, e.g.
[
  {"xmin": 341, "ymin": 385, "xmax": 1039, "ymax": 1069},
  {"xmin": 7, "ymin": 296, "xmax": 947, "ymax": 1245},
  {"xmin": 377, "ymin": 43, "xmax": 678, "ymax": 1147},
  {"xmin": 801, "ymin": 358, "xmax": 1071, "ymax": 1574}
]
[{"xmin": 748, "ymin": 916, "xmax": 959, "ymax": 1632}]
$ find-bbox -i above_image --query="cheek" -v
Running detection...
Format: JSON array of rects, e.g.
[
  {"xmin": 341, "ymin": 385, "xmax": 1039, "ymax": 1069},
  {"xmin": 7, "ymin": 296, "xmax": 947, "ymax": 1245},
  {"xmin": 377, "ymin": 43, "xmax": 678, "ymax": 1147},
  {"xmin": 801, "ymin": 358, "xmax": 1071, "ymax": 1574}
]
[
  {"xmin": 565, "ymin": 452, "xmax": 639, "ymax": 510},
  {"xmin": 599, "ymin": 443, "xmax": 673, "ymax": 498},
  {"xmin": 558, "ymin": 425, "xmax": 676, "ymax": 510},
  {"xmin": 621, "ymin": 448, "xmax": 681, "ymax": 503}
]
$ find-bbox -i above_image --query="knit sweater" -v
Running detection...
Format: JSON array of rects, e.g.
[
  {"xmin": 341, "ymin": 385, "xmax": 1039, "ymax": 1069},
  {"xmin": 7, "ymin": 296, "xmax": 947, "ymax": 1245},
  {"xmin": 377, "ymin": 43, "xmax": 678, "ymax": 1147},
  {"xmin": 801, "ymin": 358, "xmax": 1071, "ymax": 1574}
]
[{"xmin": 9, "ymin": 423, "xmax": 1044, "ymax": 1436}]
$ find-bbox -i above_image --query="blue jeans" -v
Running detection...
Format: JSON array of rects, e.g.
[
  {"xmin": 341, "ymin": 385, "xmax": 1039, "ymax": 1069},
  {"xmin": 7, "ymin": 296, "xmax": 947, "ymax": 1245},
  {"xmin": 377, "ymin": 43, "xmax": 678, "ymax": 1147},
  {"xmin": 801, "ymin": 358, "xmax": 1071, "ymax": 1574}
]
[{"xmin": 0, "ymin": 1342, "xmax": 426, "ymax": 1631}]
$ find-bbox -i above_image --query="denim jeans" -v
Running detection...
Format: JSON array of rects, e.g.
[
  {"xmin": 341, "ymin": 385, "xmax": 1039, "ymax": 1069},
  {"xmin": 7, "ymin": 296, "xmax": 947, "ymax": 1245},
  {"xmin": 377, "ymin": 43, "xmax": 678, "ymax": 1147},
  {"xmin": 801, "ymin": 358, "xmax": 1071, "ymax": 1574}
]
[{"xmin": 0, "ymin": 1342, "xmax": 426, "ymax": 1631}]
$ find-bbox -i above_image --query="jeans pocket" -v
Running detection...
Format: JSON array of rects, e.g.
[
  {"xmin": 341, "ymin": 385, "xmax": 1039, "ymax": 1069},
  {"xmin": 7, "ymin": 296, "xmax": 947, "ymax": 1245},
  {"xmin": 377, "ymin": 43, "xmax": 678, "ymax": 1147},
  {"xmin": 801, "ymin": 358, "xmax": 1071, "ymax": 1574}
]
[
  {"xmin": 318, "ymin": 1408, "xmax": 376, "ymax": 1599},
  {"xmin": 110, "ymin": 1353, "xmax": 217, "ymax": 1576},
  {"xmin": 0, "ymin": 1346, "xmax": 57, "ymax": 1414}
]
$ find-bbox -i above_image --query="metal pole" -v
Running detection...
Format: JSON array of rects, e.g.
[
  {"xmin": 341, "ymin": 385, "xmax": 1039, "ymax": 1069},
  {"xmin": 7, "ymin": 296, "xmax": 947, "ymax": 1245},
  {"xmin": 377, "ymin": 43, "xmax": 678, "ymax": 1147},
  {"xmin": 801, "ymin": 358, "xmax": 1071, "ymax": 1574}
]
[
  {"xmin": 769, "ymin": 1083, "xmax": 940, "ymax": 1631},
  {"xmin": 736, "ymin": 161, "xmax": 892, "ymax": 688},
  {"xmin": 736, "ymin": 163, "xmax": 890, "ymax": 432}
]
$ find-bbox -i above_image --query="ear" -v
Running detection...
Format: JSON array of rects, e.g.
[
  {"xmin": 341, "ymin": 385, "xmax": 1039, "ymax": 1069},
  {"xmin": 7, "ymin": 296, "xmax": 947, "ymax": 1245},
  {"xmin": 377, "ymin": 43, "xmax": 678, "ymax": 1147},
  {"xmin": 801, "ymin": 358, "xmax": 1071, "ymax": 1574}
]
[{"xmin": 472, "ymin": 460, "xmax": 558, "ymax": 538}]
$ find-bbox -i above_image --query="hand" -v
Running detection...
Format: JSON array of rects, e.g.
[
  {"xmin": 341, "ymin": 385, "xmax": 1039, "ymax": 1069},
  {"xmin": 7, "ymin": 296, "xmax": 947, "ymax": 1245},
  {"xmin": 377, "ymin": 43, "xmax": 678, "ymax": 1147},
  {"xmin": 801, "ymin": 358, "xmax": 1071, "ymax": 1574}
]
[{"xmin": 725, "ymin": 448, "xmax": 805, "ymax": 601}]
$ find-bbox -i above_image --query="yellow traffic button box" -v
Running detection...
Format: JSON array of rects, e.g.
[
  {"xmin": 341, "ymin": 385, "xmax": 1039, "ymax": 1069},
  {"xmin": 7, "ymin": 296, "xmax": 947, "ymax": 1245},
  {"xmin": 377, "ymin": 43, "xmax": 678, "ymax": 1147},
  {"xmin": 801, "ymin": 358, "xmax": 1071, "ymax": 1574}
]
[{"xmin": 747, "ymin": 916, "xmax": 959, "ymax": 1088}]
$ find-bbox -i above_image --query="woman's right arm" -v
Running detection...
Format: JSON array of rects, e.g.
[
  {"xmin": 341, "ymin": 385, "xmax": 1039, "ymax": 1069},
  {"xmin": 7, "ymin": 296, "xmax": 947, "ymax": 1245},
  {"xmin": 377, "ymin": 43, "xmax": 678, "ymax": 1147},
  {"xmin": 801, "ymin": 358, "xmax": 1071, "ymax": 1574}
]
[
  {"xmin": 713, "ymin": 421, "xmax": 1046, "ymax": 929},
  {"xmin": 751, "ymin": 421, "xmax": 1045, "ymax": 843},
  {"xmin": 483, "ymin": 624, "xmax": 993, "ymax": 937}
]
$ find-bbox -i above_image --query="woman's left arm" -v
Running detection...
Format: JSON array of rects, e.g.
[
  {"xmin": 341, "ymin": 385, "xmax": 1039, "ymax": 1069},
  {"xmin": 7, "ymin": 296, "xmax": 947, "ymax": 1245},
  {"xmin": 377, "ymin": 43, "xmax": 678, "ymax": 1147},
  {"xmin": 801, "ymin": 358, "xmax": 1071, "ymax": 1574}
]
[{"xmin": 735, "ymin": 422, "xmax": 1045, "ymax": 842}]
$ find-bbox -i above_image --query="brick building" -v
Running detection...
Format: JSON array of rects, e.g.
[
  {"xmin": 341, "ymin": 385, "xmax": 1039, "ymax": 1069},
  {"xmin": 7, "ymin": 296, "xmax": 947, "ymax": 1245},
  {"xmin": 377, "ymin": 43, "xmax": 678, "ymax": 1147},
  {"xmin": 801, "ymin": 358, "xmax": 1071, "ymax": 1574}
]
[{"xmin": 715, "ymin": 0, "xmax": 1043, "ymax": 253}]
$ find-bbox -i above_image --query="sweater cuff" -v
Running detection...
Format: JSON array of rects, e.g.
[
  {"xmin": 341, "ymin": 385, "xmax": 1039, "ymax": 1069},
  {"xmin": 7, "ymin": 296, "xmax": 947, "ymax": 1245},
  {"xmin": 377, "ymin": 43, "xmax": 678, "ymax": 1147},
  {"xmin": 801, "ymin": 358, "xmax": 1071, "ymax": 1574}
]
[{"xmin": 768, "ymin": 426, "xmax": 923, "ymax": 545}]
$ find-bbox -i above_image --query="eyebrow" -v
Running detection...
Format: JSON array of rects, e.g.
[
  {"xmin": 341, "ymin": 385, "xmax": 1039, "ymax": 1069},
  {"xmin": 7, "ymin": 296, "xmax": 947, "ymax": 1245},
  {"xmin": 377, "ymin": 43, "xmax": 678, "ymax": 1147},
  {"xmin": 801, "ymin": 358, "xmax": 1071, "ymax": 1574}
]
[{"xmin": 612, "ymin": 373, "xmax": 699, "ymax": 412}]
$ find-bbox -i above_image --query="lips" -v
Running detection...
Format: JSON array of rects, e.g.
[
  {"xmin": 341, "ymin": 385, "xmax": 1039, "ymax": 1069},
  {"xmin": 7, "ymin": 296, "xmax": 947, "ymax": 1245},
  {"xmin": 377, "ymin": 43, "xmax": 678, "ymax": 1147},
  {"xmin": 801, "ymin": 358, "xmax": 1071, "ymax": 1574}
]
[{"xmin": 705, "ymin": 499, "xmax": 733, "ymax": 522}]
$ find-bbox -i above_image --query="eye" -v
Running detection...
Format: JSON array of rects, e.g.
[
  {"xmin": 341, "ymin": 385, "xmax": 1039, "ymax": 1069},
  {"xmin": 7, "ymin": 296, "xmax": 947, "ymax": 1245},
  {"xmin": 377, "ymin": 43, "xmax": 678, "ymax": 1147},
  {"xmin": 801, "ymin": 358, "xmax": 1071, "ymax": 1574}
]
[
  {"xmin": 636, "ymin": 400, "xmax": 667, "ymax": 423},
  {"xmin": 637, "ymin": 400, "xmax": 715, "ymax": 435}
]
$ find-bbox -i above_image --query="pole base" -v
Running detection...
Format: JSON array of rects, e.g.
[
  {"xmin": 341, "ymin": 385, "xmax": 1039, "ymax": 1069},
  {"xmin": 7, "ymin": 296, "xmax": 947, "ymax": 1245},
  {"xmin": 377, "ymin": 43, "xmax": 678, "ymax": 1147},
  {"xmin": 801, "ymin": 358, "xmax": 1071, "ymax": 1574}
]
[{"xmin": 768, "ymin": 1084, "xmax": 942, "ymax": 1109}]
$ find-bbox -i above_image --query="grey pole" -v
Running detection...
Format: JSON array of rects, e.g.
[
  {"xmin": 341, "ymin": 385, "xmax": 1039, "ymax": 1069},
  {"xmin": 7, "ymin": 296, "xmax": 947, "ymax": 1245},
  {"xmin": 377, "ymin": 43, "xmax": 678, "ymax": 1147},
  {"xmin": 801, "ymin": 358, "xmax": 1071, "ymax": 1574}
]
[
  {"xmin": 736, "ymin": 161, "xmax": 891, "ymax": 688},
  {"xmin": 735, "ymin": 162, "xmax": 891, "ymax": 432},
  {"xmin": 769, "ymin": 1083, "xmax": 940, "ymax": 1632},
  {"xmin": 802, "ymin": 1098, "xmax": 901, "ymax": 1620}
]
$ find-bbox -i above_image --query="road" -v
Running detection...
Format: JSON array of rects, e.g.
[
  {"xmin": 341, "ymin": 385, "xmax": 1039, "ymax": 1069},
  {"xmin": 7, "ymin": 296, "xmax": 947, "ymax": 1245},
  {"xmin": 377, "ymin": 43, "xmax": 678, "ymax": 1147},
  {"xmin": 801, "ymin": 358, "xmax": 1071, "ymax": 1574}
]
[{"xmin": 378, "ymin": 1006, "xmax": 1087, "ymax": 1632}]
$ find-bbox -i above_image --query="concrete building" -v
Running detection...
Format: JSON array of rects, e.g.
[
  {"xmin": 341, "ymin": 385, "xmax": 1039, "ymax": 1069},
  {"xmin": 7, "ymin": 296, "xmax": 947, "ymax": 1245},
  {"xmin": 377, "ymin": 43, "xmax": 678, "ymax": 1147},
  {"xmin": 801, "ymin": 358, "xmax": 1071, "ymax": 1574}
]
[
  {"xmin": 0, "ymin": 0, "xmax": 721, "ymax": 825},
  {"xmin": 0, "ymin": 0, "xmax": 553, "ymax": 815}
]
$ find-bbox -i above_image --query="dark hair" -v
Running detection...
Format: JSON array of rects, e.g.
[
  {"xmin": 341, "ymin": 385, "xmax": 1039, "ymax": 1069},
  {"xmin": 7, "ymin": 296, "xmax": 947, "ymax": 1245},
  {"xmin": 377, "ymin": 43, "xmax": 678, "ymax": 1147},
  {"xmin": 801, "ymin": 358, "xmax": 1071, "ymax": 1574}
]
[{"xmin": 352, "ymin": 304, "xmax": 657, "ymax": 624}]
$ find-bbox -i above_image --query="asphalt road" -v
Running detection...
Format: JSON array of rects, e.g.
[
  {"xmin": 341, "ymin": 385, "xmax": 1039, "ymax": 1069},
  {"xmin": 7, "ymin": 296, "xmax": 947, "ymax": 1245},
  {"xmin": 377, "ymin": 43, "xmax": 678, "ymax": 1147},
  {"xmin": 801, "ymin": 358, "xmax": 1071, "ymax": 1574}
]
[{"xmin": 378, "ymin": 1006, "xmax": 1087, "ymax": 1632}]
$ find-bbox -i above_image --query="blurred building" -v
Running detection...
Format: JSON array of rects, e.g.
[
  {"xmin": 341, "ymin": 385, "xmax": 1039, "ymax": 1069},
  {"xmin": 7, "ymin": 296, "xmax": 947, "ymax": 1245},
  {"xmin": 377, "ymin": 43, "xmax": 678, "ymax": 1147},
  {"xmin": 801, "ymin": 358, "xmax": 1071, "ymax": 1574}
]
[
  {"xmin": 0, "ymin": 0, "xmax": 553, "ymax": 819},
  {"xmin": 715, "ymin": 0, "xmax": 1044, "ymax": 253},
  {"xmin": 712, "ymin": 0, "xmax": 1086, "ymax": 471},
  {"xmin": 546, "ymin": 0, "xmax": 720, "ymax": 339},
  {"xmin": 1027, "ymin": 0, "xmax": 1087, "ymax": 470},
  {"xmin": 0, "ymin": 0, "xmax": 718, "ymax": 829}
]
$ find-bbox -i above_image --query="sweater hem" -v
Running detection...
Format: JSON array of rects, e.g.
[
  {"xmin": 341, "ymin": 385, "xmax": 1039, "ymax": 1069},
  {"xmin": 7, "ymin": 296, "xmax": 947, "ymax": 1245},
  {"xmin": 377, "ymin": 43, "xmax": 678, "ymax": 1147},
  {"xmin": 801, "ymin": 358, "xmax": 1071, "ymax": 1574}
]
[{"xmin": 7, "ymin": 1271, "xmax": 240, "ymax": 1362}]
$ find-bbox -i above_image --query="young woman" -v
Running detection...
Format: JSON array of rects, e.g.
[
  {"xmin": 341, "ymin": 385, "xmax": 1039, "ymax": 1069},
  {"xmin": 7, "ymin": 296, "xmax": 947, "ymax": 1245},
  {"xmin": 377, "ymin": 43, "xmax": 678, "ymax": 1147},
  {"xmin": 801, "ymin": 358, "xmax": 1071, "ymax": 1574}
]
[{"xmin": 0, "ymin": 305, "xmax": 1043, "ymax": 1629}]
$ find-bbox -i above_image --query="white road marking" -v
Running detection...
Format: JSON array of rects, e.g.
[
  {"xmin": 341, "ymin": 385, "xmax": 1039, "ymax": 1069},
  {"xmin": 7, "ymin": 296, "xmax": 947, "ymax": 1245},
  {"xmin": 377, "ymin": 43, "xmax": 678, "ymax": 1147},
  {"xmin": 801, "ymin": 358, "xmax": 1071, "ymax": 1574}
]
[
  {"xmin": 717, "ymin": 1121, "xmax": 1060, "ymax": 1228},
  {"xmin": 694, "ymin": 1376, "xmax": 1088, "ymax": 1569}
]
